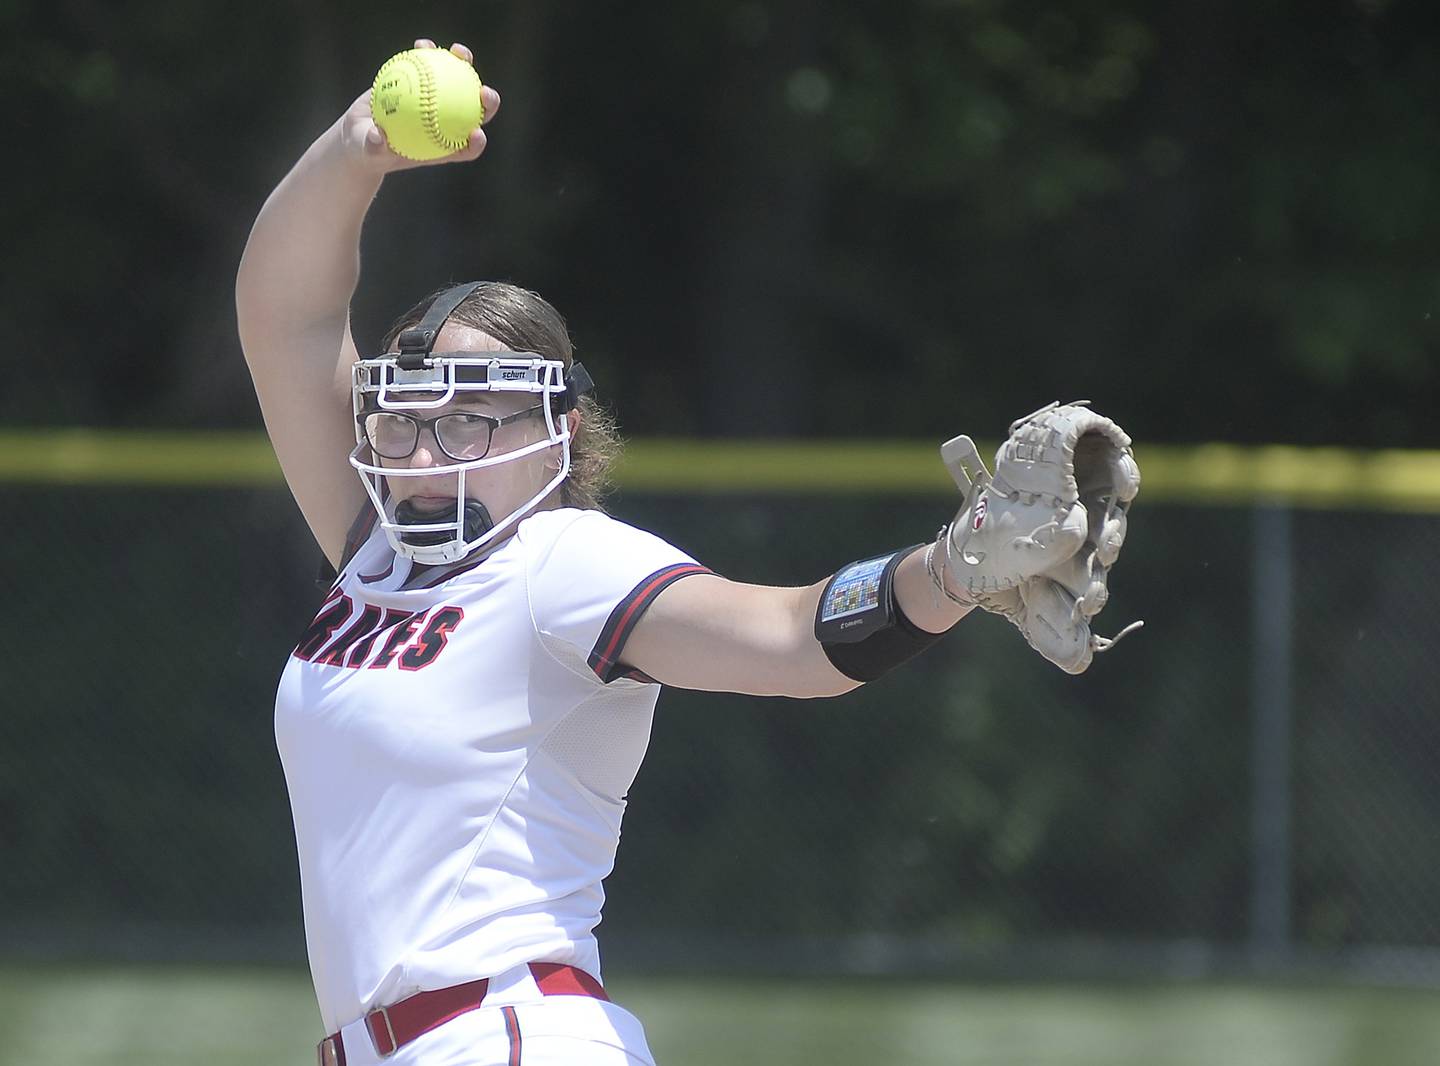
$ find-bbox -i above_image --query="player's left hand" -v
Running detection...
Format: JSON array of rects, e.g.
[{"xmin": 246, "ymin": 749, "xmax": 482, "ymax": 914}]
[{"xmin": 938, "ymin": 400, "xmax": 1142, "ymax": 673}]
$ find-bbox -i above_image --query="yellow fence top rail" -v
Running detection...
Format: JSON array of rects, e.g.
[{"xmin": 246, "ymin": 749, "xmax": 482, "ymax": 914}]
[{"xmin": 1, "ymin": 429, "xmax": 1439, "ymax": 512}]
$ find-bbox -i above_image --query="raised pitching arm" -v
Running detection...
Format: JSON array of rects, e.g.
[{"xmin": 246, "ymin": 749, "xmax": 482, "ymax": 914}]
[{"xmin": 234, "ymin": 39, "xmax": 500, "ymax": 567}]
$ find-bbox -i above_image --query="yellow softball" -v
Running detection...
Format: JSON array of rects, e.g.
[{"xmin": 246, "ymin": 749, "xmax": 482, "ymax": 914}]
[{"xmin": 370, "ymin": 48, "xmax": 485, "ymax": 161}]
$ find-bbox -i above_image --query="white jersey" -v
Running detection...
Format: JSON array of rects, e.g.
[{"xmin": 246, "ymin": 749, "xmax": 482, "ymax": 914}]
[{"xmin": 274, "ymin": 507, "xmax": 707, "ymax": 1033}]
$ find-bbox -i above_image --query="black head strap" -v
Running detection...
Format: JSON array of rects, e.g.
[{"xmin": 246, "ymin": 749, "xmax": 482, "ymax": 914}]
[
  {"xmin": 563, "ymin": 361, "xmax": 594, "ymax": 411},
  {"xmin": 396, "ymin": 282, "xmax": 484, "ymax": 369},
  {"xmin": 391, "ymin": 282, "xmax": 597, "ymax": 408}
]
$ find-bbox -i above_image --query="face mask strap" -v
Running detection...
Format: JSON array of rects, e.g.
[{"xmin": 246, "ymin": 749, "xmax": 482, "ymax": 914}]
[{"xmin": 395, "ymin": 282, "xmax": 485, "ymax": 369}]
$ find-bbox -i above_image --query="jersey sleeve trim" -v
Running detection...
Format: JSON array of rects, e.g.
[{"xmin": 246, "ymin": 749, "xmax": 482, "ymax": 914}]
[{"xmin": 586, "ymin": 562, "xmax": 712, "ymax": 684}]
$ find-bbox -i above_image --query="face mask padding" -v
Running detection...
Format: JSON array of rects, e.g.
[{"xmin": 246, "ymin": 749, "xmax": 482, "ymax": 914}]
[{"xmin": 393, "ymin": 498, "xmax": 496, "ymax": 547}]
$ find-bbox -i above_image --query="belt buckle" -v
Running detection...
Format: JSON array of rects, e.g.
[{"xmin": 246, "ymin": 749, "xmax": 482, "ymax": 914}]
[
  {"xmin": 367, "ymin": 1004, "xmax": 400, "ymax": 1058},
  {"xmin": 317, "ymin": 1035, "xmax": 344, "ymax": 1066}
]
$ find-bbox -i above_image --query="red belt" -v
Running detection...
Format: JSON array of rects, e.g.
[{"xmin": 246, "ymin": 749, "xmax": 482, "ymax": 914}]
[{"xmin": 317, "ymin": 962, "xmax": 608, "ymax": 1064}]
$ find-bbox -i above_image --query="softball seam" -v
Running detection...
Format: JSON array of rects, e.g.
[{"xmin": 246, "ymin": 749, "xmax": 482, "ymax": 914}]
[{"xmin": 373, "ymin": 51, "xmax": 460, "ymax": 159}]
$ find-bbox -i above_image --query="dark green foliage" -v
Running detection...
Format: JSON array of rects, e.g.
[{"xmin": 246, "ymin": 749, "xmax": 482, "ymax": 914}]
[{"xmin": 1, "ymin": 1, "xmax": 1437, "ymax": 443}]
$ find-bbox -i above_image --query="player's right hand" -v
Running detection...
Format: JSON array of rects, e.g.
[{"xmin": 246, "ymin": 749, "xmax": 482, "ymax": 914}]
[{"xmin": 337, "ymin": 38, "xmax": 502, "ymax": 175}]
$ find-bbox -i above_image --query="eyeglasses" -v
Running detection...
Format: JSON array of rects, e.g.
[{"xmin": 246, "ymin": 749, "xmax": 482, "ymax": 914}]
[{"xmin": 358, "ymin": 403, "xmax": 548, "ymax": 462}]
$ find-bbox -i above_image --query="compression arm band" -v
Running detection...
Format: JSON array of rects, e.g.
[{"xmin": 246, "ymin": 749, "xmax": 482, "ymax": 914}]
[{"xmin": 814, "ymin": 545, "xmax": 944, "ymax": 682}]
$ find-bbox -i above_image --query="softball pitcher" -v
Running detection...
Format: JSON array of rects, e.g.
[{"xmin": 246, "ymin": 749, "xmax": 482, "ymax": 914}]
[{"xmin": 235, "ymin": 38, "xmax": 1140, "ymax": 1066}]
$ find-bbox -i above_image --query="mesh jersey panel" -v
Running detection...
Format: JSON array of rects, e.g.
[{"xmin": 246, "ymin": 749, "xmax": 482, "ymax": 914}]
[{"xmin": 539, "ymin": 682, "xmax": 656, "ymax": 803}]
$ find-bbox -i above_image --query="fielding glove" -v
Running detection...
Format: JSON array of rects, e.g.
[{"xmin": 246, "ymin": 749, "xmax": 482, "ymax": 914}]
[{"xmin": 939, "ymin": 400, "xmax": 1142, "ymax": 673}]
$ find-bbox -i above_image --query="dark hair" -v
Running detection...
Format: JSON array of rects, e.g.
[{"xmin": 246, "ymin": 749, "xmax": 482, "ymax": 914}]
[{"xmin": 380, "ymin": 281, "xmax": 621, "ymax": 512}]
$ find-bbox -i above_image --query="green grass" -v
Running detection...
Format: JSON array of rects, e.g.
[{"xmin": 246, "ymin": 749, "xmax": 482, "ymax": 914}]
[{"xmin": 3, "ymin": 965, "xmax": 1438, "ymax": 1066}]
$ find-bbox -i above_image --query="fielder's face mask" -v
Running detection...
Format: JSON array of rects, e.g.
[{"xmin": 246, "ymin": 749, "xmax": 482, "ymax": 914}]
[{"xmin": 349, "ymin": 282, "xmax": 594, "ymax": 565}]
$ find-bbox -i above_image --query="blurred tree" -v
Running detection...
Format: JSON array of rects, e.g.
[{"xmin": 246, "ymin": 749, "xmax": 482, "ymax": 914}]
[{"xmin": 0, "ymin": 0, "xmax": 1436, "ymax": 445}]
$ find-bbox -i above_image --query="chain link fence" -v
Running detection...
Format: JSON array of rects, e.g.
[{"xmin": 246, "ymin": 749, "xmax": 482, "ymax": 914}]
[{"xmin": 2, "ymin": 484, "xmax": 1437, "ymax": 983}]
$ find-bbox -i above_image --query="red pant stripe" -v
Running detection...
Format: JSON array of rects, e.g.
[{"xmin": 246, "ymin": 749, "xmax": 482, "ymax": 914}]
[{"xmin": 502, "ymin": 1005, "xmax": 522, "ymax": 1066}]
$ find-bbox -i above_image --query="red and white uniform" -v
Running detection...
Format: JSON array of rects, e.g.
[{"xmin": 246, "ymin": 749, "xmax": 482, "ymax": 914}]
[{"xmin": 274, "ymin": 507, "xmax": 708, "ymax": 1061}]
